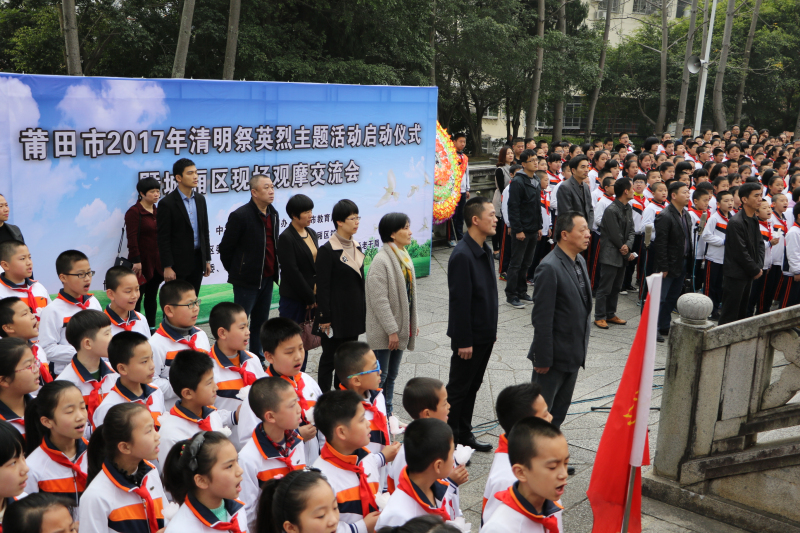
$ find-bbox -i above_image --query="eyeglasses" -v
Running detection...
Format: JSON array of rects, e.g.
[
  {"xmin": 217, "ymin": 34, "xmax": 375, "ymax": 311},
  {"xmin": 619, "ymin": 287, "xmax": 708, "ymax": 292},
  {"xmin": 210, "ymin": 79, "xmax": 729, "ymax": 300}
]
[
  {"xmin": 347, "ymin": 360, "xmax": 381, "ymax": 380},
  {"xmin": 15, "ymin": 362, "xmax": 38, "ymax": 374},
  {"xmin": 346, "ymin": 216, "xmax": 362, "ymax": 222},
  {"xmin": 64, "ymin": 271, "xmax": 95, "ymax": 279},
  {"xmin": 170, "ymin": 298, "xmax": 201, "ymax": 309}
]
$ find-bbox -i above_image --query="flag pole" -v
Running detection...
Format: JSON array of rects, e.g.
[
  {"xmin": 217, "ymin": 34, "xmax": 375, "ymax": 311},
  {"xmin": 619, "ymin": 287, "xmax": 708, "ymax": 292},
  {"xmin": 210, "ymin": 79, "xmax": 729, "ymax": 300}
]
[{"xmin": 620, "ymin": 464, "xmax": 637, "ymax": 533}]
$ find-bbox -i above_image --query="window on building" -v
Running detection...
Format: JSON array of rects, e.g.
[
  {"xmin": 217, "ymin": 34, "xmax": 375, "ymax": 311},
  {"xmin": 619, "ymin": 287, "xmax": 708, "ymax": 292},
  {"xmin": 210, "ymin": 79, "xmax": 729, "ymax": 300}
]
[{"xmin": 598, "ymin": 0, "xmax": 621, "ymax": 13}]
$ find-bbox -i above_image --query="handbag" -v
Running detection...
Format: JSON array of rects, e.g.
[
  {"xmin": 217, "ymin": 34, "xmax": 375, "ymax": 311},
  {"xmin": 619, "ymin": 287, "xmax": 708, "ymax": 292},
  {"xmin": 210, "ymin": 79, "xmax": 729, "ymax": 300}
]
[
  {"xmin": 114, "ymin": 226, "xmax": 134, "ymax": 270},
  {"xmin": 301, "ymin": 309, "xmax": 321, "ymax": 352}
]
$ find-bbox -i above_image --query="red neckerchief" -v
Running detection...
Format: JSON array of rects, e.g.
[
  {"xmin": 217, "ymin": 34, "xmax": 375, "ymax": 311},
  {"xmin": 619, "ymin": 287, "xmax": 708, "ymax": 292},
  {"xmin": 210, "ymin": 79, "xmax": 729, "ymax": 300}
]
[
  {"xmin": 320, "ymin": 442, "xmax": 378, "ymax": 517},
  {"xmin": 0, "ymin": 395, "xmax": 29, "ymax": 431},
  {"xmin": 496, "ymin": 434, "xmax": 508, "ymax": 454},
  {"xmin": 31, "ymin": 344, "xmax": 53, "ymax": 384},
  {"xmin": 265, "ymin": 365, "xmax": 310, "ymax": 412},
  {"xmin": 169, "ymin": 401, "xmax": 216, "ymax": 432},
  {"xmin": 102, "ymin": 460, "xmax": 162, "ymax": 533},
  {"xmin": 112, "ymin": 383, "xmax": 159, "ymax": 428},
  {"xmin": 546, "ymin": 170, "xmax": 561, "ymax": 184},
  {"xmin": 717, "ymin": 209, "xmax": 729, "ymax": 223},
  {"xmin": 338, "ymin": 385, "xmax": 390, "ymax": 446},
  {"xmin": 759, "ymin": 220, "xmax": 772, "ymax": 240},
  {"xmin": 774, "ymin": 211, "xmax": 788, "ymax": 234},
  {"xmin": 185, "ymin": 493, "xmax": 245, "ymax": 532},
  {"xmin": 0, "ymin": 275, "xmax": 38, "ymax": 313},
  {"xmin": 155, "ymin": 324, "xmax": 204, "ymax": 352},
  {"xmin": 40, "ymin": 437, "xmax": 88, "ymax": 491},
  {"xmin": 253, "ymin": 423, "xmax": 299, "ymax": 470},
  {"xmin": 495, "ymin": 484, "xmax": 562, "ymax": 533},
  {"xmin": 602, "ymin": 193, "xmax": 615, "ymax": 202},
  {"xmin": 105, "ymin": 307, "xmax": 138, "ymax": 332},
  {"xmin": 650, "ymin": 199, "xmax": 666, "ymax": 209},
  {"xmin": 540, "ymin": 191, "xmax": 550, "ymax": 211},
  {"xmin": 69, "ymin": 356, "xmax": 114, "ymax": 425},
  {"xmin": 396, "ymin": 467, "xmax": 451, "ymax": 521},
  {"xmin": 211, "ymin": 344, "xmax": 257, "ymax": 386},
  {"xmin": 56, "ymin": 290, "xmax": 91, "ymax": 310}
]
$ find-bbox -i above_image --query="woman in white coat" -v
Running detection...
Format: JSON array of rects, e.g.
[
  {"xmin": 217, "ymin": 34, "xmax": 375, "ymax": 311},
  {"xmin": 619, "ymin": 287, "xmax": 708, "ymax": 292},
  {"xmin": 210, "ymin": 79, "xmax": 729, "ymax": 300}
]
[{"xmin": 365, "ymin": 212, "xmax": 418, "ymax": 416}]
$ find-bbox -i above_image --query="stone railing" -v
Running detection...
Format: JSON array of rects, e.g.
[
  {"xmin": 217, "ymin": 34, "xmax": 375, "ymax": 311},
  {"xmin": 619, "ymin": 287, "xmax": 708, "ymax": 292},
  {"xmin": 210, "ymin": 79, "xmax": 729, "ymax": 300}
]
[{"xmin": 644, "ymin": 293, "xmax": 800, "ymax": 532}]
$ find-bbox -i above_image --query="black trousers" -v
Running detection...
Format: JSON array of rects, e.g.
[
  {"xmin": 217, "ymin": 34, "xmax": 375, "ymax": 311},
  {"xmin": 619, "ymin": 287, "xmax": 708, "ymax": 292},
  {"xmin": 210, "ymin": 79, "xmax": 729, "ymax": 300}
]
[
  {"xmin": 761, "ymin": 265, "xmax": 783, "ymax": 312},
  {"xmin": 623, "ymin": 234, "xmax": 643, "ymax": 289},
  {"xmin": 746, "ymin": 269, "xmax": 769, "ymax": 317},
  {"xmin": 532, "ymin": 366, "xmax": 579, "ymax": 428},
  {"xmin": 704, "ymin": 261, "xmax": 724, "ymax": 310},
  {"xmin": 595, "ymin": 263, "xmax": 626, "ymax": 320},
  {"xmin": 176, "ymin": 248, "xmax": 205, "ymax": 297},
  {"xmin": 588, "ymin": 231, "xmax": 602, "ymax": 290},
  {"xmin": 529, "ymin": 233, "xmax": 553, "ymax": 275},
  {"xmin": 135, "ymin": 272, "xmax": 164, "ymax": 329},
  {"xmin": 498, "ymin": 221, "xmax": 512, "ymax": 275},
  {"xmin": 778, "ymin": 275, "xmax": 800, "ymax": 308},
  {"xmin": 317, "ymin": 335, "xmax": 357, "ymax": 392},
  {"xmin": 691, "ymin": 258, "xmax": 705, "ymax": 293},
  {"xmin": 446, "ymin": 342, "xmax": 494, "ymax": 441},
  {"xmin": 505, "ymin": 234, "xmax": 538, "ymax": 299},
  {"xmin": 719, "ymin": 276, "xmax": 753, "ymax": 325}
]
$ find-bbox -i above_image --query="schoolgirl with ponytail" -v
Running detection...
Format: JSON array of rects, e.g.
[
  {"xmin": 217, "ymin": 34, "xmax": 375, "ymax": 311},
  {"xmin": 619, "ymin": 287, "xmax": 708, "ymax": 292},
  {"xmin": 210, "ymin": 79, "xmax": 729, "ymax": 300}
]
[
  {"xmin": 79, "ymin": 402, "xmax": 165, "ymax": 533},
  {"xmin": 162, "ymin": 431, "xmax": 246, "ymax": 532},
  {"xmin": 255, "ymin": 469, "xmax": 339, "ymax": 533},
  {"xmin": 0, "ymin": 419, "xmax": 29, "ymax": 532},
  {"xmin": 0, "ymin": 338, "xmax": 41, "ymax": 436},
  {"xmin": 24, "ymin": 381, "xmax": 89, "ymax": 508}
]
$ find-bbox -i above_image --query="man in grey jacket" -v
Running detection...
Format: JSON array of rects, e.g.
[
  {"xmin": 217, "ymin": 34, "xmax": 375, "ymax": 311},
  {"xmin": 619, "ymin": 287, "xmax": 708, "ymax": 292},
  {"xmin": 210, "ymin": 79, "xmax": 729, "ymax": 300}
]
[
  {"xmin": 556, "ymin": 155, "xmax": 594, "ymax": 228},
  {"xmin": 594, "ymin": 178, "xmax": 636, "ymax": 329}
]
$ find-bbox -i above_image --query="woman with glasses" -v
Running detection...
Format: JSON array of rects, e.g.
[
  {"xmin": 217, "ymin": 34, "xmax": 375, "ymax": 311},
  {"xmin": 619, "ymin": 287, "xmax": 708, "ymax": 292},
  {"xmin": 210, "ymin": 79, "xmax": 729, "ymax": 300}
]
[
  {"xmin": 314, "ymin": 199, "xmax": 366, "ymax": 391},
  {"xmin": 365, "ymin": 213, "xmax": 418, "ymax": 416},
  {"xmin": 125, "ymin": 177, "xmax": 163, "ymax": 330}
]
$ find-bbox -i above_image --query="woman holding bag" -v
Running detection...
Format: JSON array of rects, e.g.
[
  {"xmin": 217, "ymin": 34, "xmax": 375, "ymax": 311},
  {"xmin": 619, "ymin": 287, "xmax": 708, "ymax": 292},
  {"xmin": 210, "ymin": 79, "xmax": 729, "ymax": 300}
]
[
  {"xmin": 125, "ymin": 177, "xmax": 163, "ymax": 330},
  {"xmin": 365, "ymin": 212, "xmax": 418, "ymax": 416}
]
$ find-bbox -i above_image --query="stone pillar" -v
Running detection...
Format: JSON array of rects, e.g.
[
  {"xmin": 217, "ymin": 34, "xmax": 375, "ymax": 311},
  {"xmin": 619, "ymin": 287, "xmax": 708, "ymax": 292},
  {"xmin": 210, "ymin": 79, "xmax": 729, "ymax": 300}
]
[{"xmin": 654, "ymin": 293, "xmax": 715, "ymax": 480}]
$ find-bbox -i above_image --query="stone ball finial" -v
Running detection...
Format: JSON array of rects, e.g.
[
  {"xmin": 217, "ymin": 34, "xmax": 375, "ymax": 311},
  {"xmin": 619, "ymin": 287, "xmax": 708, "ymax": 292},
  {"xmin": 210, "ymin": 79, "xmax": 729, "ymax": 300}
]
[{"xmin": 677, "ymin": 293, "xmax": 713, "ymax": 325}]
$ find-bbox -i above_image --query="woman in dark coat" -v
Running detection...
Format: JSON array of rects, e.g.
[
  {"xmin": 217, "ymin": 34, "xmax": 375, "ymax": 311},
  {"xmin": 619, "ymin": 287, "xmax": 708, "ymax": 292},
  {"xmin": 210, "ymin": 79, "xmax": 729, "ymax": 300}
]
[
  {"xmin": 314, "ymin": 199, "xmax": 366, "ymax": 391},
  {"xmin": 126, "ymin": 177, "xmax": 163, "ymax": 329}
]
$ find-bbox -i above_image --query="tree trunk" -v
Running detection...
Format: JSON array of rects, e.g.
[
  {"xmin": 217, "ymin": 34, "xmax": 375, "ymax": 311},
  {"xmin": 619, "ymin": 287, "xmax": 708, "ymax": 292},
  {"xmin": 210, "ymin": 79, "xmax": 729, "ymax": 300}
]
[
  {"xmin": 172, "ymin": 0, "xmax": 197, "ymax": 78},
  {"xmin": 712, "ymin": 0, "xmax": 736, "ymax": 132},
  {"xmin": 526, "ymin": 0, "xmax": 546, "ymax": 136},
  {"xmin": 430, "ymin": 0, "xmax": 436, "ymax": 85},
  {"xmin": 458, "ymin": 102, "xmax": 486, "ymax": 156},
  {"xmin": 584, "ymin": 0, "xmax": 612, "ymax": 141},
  {"xmin": 222, "ymin": 0, "xmax": 241, "ymax": 80},
  {"xmin": 656, "ymin": 0, "xmax": 669, "ymax": 134},
  {"xmin": 61, "ymin": 0, "xmax": 82, "ymax": 76},
  {"xmin": 693, "ymin": 0, "xmax": 711, "ymax": 128},
  {"xmin": 794, "ymin": 100, "xmax": 800, "ymax": 141},
  {"xmin": 733, "ymin": 0, "xmax": 762, "ymax": 126},
  {"xmin": 675, "ymin": 0, "xmax": 699, "ymax": 136},
  {"xmin": 552, "ymin": 0, "xmax": 567, "ymax": 144}
]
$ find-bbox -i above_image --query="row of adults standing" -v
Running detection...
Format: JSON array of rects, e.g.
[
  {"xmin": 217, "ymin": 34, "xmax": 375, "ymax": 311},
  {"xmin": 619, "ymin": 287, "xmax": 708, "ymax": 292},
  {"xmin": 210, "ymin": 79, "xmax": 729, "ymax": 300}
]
[{"xmin": 124, "ymin": 157, "xmax": 418, "ymax": 412}]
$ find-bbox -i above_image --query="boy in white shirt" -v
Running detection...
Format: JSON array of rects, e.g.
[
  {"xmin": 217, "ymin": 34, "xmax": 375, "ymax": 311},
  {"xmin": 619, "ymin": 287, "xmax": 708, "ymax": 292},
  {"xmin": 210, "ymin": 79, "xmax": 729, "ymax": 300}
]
[
  {"xmin": 767, "ymin": 193, "xmax": 789, "ymax": 310},
  {"xmin": 687, "ymin": 188, "xmax": 712, "ymax": 293},
  {"xmin": 0, "ymin": 240, "xmax": 50, "ymax": 322},
  {"xmin": 103, "ymin": 266, "xmax": 151, "ymax": 338},
  {"xmin": 778, "ymin": 203, "xmax": 800, "ymax": 308},
  {"xmin": 702, "ymin": 190, "xmax": 734, "ymax": 320},
  {"xmin": 748, "ymin": 199, "xmax": 778, "ymax": 316}
]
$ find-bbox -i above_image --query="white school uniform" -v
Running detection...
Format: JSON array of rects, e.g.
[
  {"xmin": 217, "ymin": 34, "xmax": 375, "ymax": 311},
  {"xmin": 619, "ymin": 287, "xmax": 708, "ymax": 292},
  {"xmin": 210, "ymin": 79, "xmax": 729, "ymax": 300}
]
[
  {"xmin": 759, "ymin": 221, "xmax": 773, "ymax": 269},
  {"xmin": 0, "ymin": 275, "xmax": 50, "ymax": 322},
  {"xmin": 92, "ymin": 382, "xmax": 165, "ymax": 430},
  {"xmin": 156, "ymin": 402, "xmax": 226, "ymax": 467},
  {"xmin": 482, "ymin": 434, "xmax": 516, "ymax": 524},
  {"xmin": 79, "ymin": 460, "xmax": 166, "ymax": 533},
  {"xmin": 0, "ymin": 394, "xmax": 32, "ymax": 436},
  {"xmin": 30, "ymin": 343, "xmax": 53, "ymax": 396},
  {"xmin": 376, "ymin": 468, "xmax": 460, "ymax": 529},
  {"xmin": 642, "ymin": 199, "xmax": 666, "ymax": 241},
  {"xmin": 26, "ymin": 436, "xmax": 88, "ymax": 508},
  {"xmin": 239, "ymin": 425, "xmax": 306, "ymax": 530},
  {"xmin": 687, "ymin": 208, "xmax": 711, "ymax": 261},
  {"xmin": 38, "ymin": 291, "xmax": 102, "ymax": 375},
  {"xmin": 631, "ymin": 195, "xmax": 647, "ymax": 235},
  {"xmin": 165, "ymin": 493, "xmax": 249, "ymax": 533},
  {"xmin": 588, "ymin": 168, "xmax": 599, "ymax": 191},
  {"xmin": 150, "ymin": 322, "xmax": 211, "ymax": 406},
  {"xmin": 105, "ymin": 307, "xmax": 152, "ymax": 338},
  {"xmin": 312, "ymin": 444, "xmax": 385, "ymax": 533},
  {"xmin": 480, "ymin": 485, "xmax": 564, "ymax": 533},
  {"xmin": 590, "ymin": 186, "xmax": 604, "ymax": 208},
  {"xmin": 771, "ymin": 211, "xmax": 788, "ymax": 267},
  {"xmin": 387, "ymin": 444, "xmax": 463, "ymax": 519},
  {"xmin": 540, "ymin": 191, "xmax": 551, "ymax": 233},
  {"xmin": 702, "ymin": 210, "xmax": 729, "ymax": 265},
  {"xmin": 55, "ymin": 356, "xmax": 118, "ymax": 433},
  {"xmin": 593, "ymin": 194, "xmax": 614, "ymax": 232},
  {"xmin": 783, "ymin": 223, "xmax": 800, "ymax": 276}
]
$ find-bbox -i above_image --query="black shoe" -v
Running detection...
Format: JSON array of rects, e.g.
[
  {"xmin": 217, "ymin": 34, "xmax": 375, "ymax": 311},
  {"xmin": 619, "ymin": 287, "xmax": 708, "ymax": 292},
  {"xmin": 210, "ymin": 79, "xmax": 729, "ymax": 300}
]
[
  {"xmin": 519, "ymin": 293, "xmax": 533, "ymax": 303},
  {"xmin": 507, "ymin": 297, "xmax": 525, "ymax": 309},
  {"xmin": 710, "ymin": 310, "xmax": 720, "ymax": 321},
  {"xmin": 568, "ymin": 466, "xmax": 576, "ymax": 475},
  {"xmin": 657, "ymin": 333, "xmax": 665, "ymax": 343},
  {"xmin": 460, "ymin": 434, "xmax": 493, "ymax": 453}
]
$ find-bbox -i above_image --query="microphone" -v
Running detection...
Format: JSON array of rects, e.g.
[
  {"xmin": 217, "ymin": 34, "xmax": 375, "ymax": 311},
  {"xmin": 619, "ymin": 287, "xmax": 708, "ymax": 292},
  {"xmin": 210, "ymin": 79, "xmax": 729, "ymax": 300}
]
[
  {"xmin": 698, "ymin": 211, "xmax": 708, "ymax": 233},
  {"xmin": 644, "ymin": 225, "xmax": 653, "ymax": 248}
]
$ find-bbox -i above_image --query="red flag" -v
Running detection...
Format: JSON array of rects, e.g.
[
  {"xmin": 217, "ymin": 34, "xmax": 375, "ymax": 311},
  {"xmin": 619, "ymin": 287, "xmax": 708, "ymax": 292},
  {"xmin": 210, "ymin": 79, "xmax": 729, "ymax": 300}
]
[{"xmin": 586, "ymin": 274, "xmax": 661, "ymax": 533}]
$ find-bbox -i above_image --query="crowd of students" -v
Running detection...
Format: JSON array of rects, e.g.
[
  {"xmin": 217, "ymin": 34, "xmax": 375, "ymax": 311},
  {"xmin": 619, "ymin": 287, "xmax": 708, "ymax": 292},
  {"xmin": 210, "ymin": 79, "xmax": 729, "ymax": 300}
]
[
  {"xmin": 495, "ymin": 126, "xmax": 800, "ymax": 322},
  {"xmin": 0, "ymin": 242, "xmax": 570, "ymax": 533}
]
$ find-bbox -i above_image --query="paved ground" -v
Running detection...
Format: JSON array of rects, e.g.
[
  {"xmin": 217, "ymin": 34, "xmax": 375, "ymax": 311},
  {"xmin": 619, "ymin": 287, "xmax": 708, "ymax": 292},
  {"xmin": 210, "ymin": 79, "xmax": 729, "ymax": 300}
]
[{"xmin": 225, "ymin": 244, "xmax": 750, "ymax": 532}]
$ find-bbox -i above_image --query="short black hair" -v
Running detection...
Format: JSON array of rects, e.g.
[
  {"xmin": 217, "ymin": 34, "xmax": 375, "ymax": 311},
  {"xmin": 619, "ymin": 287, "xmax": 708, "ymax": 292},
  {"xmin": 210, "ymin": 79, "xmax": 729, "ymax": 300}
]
[
  {"xmin": 248, "ymin": 376, "xmax": 295, "ymax": 421},
  {"xmin": 602, "ymin": 176, "xmax": 615, "ymax": 190},
  {"xmin": 738, "ymin": 182, "xmax": 763, "ymax": 201},
  {"xmin": 331, "ymin": 199, "xmax": 359, "ymax": 231},
  {"xmin": 463, "ymin": 196, "xmax": 491, "ymax": 229},
  {"xmin": 693, "ymin": 187, "xmax": 711, "ymax": 200},
  {"xmin": 667, "ymin": 181, "xmax": 687, "ymax": 200},
  {"xmin": 716, "ymin": 190, "xmax": 734, "ymax": 202},
  {"xmin": 136, "ymin": 177, "xmax": 161, "ymax": 196},
  {"xmin": 314, "ymin": 389, "xmax": 364, "ymax": 441},
  {"xmin": 334, "ymin": 341, "xmax": 372, "ymax": 384},
  {"xmin": 209, "ymin": 302, "xmax": 246, "ymax": 340},
  {"xmin": 793, "ymin": 202, "xmax": 800, "ymax": 221},
  {"xmin": 108, "ymin": 331, "xmax": 150, "ymax": 372},
  {"xmin": 404, "ymin": 418, "xmax": 453, "ymax": 473},
  {"xmin": 169, "ymin": 350, "xmax": 214, "ymax": 398},
  {"xmin": 0, "ymin": 240, "xmax": 26, "ymax": 265},
  {"xmin": 173, "ymin": 158, "xmax": 196, "ymax": 177},
  {"xmin": 632, "ymin": 174, "xmax": 647, "ymax": 183},
  {"xmin": 508, "ymin": 416, "xmax": 563, "ymax": 468},
  {"xmin": 378, "ymin": 212, "xmax": 411, "ymax": 243},
  {"xmin": 105, "ymin": 266, "xmax": 137, "ymax": 292},
  {"xmin": 496, "ymin": 383, "xmax": 544, "ymax": 434},
  {"xmin": 555, "ymin": 211, "xmax": 584, "ymax": 242},
  {"xmin": 402, "ymin": 377, "xmax": 444, "ymax": 420},
  {"xmin": 158, "ymin": 280, "xmax": 196, "ymax": 311},
  {"xmin": 285, "ymin": 194, "xmax": 314, "ymax": 220},
  {"xmin": 519, "ymin": 149, "xmax": 537, "ymax": 163},
  {"xmin": 55, "ymin": 250, "xmax": 88, "ymax": 276},
  {"xmin": 260, "ymin": 317, "xmax": 303, "ymax": 355},
  {"xmin": 568, "ymin": 154, "xmax": 589, "ymax": 170},
  {"xmin": 65, "ymin": 310, "xmax": 110, "ymax": 351},
  {"xmin": 0, "ymin": 297, "xmax": 23, "ymax": 338},
  {"xmin": 452, "ymin": 133, "xmax": 466, "ymax": 141}
]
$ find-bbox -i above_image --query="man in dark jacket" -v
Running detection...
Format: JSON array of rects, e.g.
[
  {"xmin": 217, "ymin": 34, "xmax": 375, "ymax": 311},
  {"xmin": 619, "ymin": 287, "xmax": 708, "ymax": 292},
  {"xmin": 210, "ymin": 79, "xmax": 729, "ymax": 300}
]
[
  {"xmin": 556, "ymin": 155, "xmax": 594, "ymax": 227},
  {"xmin": 653, "ymin": 181, "xmax": 693, "ymax": 341},
  {"xmin": 446, "ymin": 197, "xmax": 498, "ymax": 452},
  {"xmin": 594, "ymin": 178, "xmax": 636, "ymax": 329},
  {"xmin": 505, "ymin": 150, "xmax": 542, "ymax": 309},
  {"xmin": 219, "ymin": 174, "xmax": 279, "ymax": 357},
  {"xmin": 719, "ymin": 183, "xmax": 765, "ymax": 325},
  {"xmin": 157, "ymin": 158, "xmax": 211, "ymax": 295}
]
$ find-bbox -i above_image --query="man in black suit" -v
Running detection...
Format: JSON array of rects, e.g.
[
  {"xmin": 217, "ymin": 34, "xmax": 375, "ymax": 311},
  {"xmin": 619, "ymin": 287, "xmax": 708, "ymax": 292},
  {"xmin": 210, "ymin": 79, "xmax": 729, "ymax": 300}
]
[
  {"xmin": 529, "ymin": 211, "xmax": 592, "ymax": 428},
  {"xmin": 556, "ymin": 155, "xmax": 594, "ymax": 233},
  {"xmin": 446, "ymin": 196, "xmax": 498, "ymax": 452},
  {"xmin": 157, "ymin": 158, "xmax": 211, "ymax": 296}
]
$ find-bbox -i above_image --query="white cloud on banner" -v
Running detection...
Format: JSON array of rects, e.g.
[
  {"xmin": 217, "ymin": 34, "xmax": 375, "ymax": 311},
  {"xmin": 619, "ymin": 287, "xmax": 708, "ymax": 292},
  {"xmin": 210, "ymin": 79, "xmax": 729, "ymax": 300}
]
[
  {"xmin": 75, "ymin": 198, "xmax": 125, "ymax": 238},
  {"xmin": 56, "ymin": 79, "xmax": 169, "ymax": 132}
]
